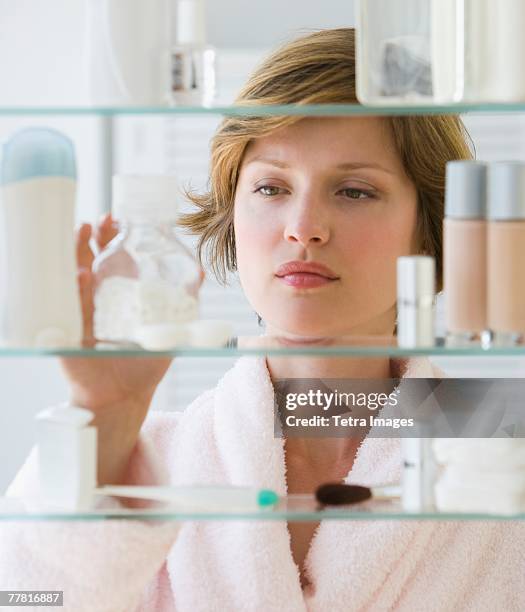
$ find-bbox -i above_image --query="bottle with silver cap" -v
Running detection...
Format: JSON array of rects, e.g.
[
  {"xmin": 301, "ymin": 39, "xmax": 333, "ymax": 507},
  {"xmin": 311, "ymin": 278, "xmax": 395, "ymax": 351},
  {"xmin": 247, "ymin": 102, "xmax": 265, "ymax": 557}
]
[
  {"xmin": 92, "ymin": 175, "xmax": 201, "ymax": 344},
  {"xmin": 487, "ymin": 162, "xmax": 525, "ymax": 346},
  {"xmin": 397, "ymin": 256, "xmax": 436, "ymax": 348},
  {"xmin": 443, "ymin": 161, "xmax": 488, "ymax": 347},
  {"xmin": 168, "ymin": 0, "xmax": 216, "ymax": 106}
]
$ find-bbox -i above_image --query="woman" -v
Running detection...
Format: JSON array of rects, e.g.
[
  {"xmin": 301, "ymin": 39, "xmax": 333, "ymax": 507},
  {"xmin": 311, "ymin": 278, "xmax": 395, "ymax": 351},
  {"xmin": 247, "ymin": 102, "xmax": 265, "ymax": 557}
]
[{"xmin": 5, "ymin": 28, "xmax": 524, "ymax": 611}]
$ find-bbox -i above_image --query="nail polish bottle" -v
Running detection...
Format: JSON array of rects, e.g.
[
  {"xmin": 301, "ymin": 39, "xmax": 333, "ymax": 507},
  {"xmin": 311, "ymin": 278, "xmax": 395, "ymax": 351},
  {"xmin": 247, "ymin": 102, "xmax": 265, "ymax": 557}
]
[
  {"xmin": 487, "ymin": 162, "xmax": 525, "ymax": 346},
  {"xmin": 444, "ymin": 161, "xmax": 488, "ymax": 346}
]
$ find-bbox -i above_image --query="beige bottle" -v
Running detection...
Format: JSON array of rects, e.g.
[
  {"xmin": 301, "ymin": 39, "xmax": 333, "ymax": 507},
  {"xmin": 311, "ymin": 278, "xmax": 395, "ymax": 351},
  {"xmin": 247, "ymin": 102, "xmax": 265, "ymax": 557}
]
[
  {"xmin": 444, "ymin": 161, "xmax": 488, "ymax": 346},
  {"xmin": 487, "ymin": 162, "xmax": 525, "ymax": 345}
]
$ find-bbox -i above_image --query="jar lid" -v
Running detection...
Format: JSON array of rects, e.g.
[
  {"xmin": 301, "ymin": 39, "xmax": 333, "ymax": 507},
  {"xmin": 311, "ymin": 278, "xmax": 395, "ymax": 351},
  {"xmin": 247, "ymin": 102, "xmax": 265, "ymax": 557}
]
[
  {"xmin": 1, "ymin": 128, "xmax": 76, "ymax": 185},
  {"xmin": 445, "ymin": 161, "xmax": 487, "ymax": 220},
  {"xmin": 397, "ymin": 256, "xmax": 435, "ymax": 301},
  {"xmin": 112, "ymin": 175, "xmax": 179, "ymax": 223},
  {"xmin": 488, "ymin": 162, "xmax": 525, "ymax": 221}
]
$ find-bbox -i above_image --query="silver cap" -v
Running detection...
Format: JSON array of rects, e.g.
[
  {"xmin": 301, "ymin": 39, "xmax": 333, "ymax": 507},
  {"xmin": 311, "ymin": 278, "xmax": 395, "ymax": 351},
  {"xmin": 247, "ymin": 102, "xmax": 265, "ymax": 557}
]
[
  {"xmin": 488, "ymin": 162, "xmax": 525, "ymax": 221},
  {"xmin": 445, "ymin": 161, "xmax": 487, "ymax": 219},
  {"xmin": 397, "ymin": 256, "xmax": 435, "ymax": 303}
]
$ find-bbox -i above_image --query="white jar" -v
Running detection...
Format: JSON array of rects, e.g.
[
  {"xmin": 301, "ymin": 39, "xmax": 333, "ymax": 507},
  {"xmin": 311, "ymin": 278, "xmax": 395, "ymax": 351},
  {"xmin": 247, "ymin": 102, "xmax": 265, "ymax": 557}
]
[
  {"xmin": 0, "ymin": 128, "xmax": 83, "ymax": 348},
  {"xmin": 93, "ymin": 175, "xmax": 201, "ymax": 344}
]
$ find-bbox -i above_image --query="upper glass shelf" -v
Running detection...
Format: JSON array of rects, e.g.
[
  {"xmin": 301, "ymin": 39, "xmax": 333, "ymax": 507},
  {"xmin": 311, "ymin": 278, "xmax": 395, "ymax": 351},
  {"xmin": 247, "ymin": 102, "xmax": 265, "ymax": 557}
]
[
  {"xmin": 2, "ymin": 336, "xmax": 525, "ymax": 358},
  {"xmin": 3, "ymin": 102, "xmax": 525, "ymax": 117},
  {"xmin": 1, "ymin": 496, "xmax": 523, "ymax": 522}
]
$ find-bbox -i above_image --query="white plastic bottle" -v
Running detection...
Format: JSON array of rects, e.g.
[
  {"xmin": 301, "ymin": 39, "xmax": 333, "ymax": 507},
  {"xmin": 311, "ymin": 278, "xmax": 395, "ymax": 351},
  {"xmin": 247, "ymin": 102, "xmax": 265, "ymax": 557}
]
[
  {"xmin": 0, "ymin": 128, "xmax": 83, "ymax": 348},
  {"xmin": 84, "ymin": 0, "xmax": 171, "ymax": 106}
]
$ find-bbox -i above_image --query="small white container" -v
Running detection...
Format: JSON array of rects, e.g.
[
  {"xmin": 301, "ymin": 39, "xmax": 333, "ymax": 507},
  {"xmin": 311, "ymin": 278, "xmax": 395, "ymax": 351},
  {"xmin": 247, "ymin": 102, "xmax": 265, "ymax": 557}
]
[
  {"xmin": 397, "ymin": 256, "xmax": 436, "ymax": 348},
  {"xmin": 36, "ymin": 404, "xmax": 97, "ymax": 512},
  {"xmin": 0, "ymin": 128, "xmax": 83, "ymax": 348}
]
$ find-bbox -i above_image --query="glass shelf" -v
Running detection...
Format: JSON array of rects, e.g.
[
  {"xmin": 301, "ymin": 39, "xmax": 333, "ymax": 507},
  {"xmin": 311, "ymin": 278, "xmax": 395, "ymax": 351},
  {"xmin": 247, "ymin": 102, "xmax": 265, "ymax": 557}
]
[
  {"xmin": 2, "ymin": 102, "xmax": 525, "ymax": 117},
  {"xmin": 1, "ymin": 496, "xmax": 523, "ymax": 522},
  {"xmin": 2, "ymin": 337, "xmax": 525, "ymax": 358}
]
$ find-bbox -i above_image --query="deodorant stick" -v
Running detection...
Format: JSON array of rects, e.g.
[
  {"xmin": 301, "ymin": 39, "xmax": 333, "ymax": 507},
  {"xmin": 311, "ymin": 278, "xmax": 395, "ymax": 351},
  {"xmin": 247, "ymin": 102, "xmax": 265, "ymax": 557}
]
[{"xmin": 0, "ymin": 128, "xmax": 83, "ymax": 348}]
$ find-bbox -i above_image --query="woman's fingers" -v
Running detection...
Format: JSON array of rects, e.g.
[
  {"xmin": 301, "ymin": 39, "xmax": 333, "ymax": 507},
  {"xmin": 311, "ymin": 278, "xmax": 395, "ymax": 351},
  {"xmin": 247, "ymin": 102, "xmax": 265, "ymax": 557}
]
[
  {"xmin": 78, "ymin": 267, "xmax": 95, "ymax": 345},
  {"xmin": 95, "ymin": 213, "xmax": 119, "ymax": 251},
  {"xmin": 76, "ymin": 223, "xmax": 94, "ymax": 270}
]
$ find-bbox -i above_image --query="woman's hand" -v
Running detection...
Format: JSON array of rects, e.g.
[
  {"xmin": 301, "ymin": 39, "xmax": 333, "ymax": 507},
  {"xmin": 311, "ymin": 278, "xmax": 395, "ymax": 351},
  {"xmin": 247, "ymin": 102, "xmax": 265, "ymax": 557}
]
[{"xmin": 59, "ymin": 214, "xmax": 195, "ymax": 484}]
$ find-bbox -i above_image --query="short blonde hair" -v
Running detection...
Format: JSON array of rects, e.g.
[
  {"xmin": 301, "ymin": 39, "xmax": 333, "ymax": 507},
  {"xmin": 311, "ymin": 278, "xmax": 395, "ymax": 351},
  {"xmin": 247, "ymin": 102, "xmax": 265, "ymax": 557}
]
[{"xmin": 179, "ymin": 28, "xmax": 473, "ymax": 290}]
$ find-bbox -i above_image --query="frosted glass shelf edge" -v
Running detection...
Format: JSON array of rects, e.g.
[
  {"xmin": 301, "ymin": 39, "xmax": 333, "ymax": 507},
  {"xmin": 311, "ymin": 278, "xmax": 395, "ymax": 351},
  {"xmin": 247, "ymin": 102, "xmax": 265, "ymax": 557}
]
[
  {"xmin": 2, "ymin": 103, "xmax": 525, "ymax": 117},
  {"xmin": 3, "ymin": 344, "xmax": 525, "ymax": 358},
  {"xmin": 1, "ymin": 504, "xmax": 523, "ymax": 522}
]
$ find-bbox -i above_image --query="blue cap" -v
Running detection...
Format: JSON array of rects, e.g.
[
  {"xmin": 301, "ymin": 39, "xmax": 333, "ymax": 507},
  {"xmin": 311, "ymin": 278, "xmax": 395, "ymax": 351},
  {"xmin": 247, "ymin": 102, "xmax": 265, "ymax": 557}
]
[{"xmin": 1, "ymin": 127, "xmax": 76, "ymax": 186}]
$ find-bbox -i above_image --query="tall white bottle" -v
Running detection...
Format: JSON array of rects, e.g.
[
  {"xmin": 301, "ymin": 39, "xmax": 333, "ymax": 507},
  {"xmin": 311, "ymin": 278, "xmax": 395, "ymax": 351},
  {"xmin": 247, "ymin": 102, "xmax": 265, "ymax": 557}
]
[
  {"xmin": 84, "ymin": 0, "xmax": 171, "ymax": 106},
  {"xmin": 0, "ymin": 128, "xmax": 83, "ymax": 348}
]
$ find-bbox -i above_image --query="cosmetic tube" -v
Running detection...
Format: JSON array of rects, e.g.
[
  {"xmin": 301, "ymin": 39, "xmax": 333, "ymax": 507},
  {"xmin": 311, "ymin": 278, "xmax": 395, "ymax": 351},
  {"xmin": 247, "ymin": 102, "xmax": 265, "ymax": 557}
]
[
  {"xmin": 444, "ymin": 161, "xmax": 488, "ymax": 346},
  {"xmin": 168, "ymin": 0, "xmax": 216, "ymax": 105},
  {"xmin": 487, "ymin": 162, "xmax": 525, "ymax": 345},
  {"xmin": 36, "ymin": 404, "xmax": 97, "ymax": 512},
  {"xmin": 397, "ymin": 256, "xmax": 435, "ymax": 348}
]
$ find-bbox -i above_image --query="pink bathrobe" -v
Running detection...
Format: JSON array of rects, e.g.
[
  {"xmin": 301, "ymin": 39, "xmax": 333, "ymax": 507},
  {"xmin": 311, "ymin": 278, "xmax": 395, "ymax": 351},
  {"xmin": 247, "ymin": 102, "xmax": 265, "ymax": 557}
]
[{"xmin": 2, "ymin": 356, "xmax": 525, "ymax": 612}]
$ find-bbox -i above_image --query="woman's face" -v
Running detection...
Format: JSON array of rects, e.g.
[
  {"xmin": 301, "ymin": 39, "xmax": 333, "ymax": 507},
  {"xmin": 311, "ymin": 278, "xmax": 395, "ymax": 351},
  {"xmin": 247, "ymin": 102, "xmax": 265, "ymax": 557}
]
[{"xmin": 233, "ymin": 117, "xmax": 419, "ymax": 340}]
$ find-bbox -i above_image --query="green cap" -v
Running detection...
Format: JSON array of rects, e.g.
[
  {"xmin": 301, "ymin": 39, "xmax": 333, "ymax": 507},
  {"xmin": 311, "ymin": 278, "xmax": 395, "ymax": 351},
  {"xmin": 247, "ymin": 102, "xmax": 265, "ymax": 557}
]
[{"xmin": 257, "ymin": 489, "xmax": 279, "ymax": 507}]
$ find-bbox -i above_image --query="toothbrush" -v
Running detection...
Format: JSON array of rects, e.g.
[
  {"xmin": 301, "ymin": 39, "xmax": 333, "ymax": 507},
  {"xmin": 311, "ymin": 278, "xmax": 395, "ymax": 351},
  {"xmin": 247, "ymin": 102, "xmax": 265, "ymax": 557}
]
[{"xmin": 96, "ymin": 485, "xmax": 279, "ymax": 510}]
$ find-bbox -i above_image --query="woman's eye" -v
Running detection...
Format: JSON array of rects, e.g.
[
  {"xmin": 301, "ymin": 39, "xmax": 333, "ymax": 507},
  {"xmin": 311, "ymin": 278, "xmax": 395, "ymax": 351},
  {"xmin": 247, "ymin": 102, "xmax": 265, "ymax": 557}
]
[
  {"xmin": 254, "ymin": 185, "xmax": 285, "ymax": 197},
  {"xmin": 339, "ymin": 188, "xmax": 374, "ymax": 200}
]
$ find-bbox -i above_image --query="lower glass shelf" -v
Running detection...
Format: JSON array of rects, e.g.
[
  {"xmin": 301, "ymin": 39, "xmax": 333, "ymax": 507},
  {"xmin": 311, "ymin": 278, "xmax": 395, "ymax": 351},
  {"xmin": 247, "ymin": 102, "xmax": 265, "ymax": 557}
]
[
  {"xmin": 2, "ymin": 496, "xmax": 523, "ymax": 522},
  {"xmin": 3, "ymin": 335, "xmax": 525, "ymax": 357}
]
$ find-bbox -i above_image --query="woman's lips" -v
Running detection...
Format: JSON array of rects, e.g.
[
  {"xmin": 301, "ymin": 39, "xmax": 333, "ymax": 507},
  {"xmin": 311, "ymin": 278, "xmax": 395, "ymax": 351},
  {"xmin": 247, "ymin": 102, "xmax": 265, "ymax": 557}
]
[
  {"xmin": 275, "ymin": 261, "xmax": 340, "ymax": 289},
  {"xmin": 277, "ymin": 273, "xmax": 336, "ymax": 288}
]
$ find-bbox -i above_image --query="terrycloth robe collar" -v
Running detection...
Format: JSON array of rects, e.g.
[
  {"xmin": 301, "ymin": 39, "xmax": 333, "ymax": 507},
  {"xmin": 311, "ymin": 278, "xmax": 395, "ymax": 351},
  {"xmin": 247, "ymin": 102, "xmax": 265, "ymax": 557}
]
[{"xmin": 168, "ymin": 356, "xmax": 464, "ymax": 612}]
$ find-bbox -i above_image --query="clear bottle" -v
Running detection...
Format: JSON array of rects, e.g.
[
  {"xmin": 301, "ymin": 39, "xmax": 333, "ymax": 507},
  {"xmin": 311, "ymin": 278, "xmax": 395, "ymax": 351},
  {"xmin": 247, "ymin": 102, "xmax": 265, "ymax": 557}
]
[
  {"xmin": 93, "ymin": 175, "xmax": 201, "ymax": 344},
  {"xmin": 356, "ymin": 0, "xmax": 434, "ymax": 105},
  {"xmin": 168, "ymin": 0, "xmax": 216, "ymax": 106}
]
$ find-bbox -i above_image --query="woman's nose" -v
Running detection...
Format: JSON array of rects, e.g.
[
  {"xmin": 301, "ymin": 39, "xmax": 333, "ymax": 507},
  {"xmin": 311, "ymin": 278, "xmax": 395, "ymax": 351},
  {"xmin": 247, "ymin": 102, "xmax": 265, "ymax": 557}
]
[{"xmin": 283, "ymin": 198, "xmax": 330, "ymax": 247}]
